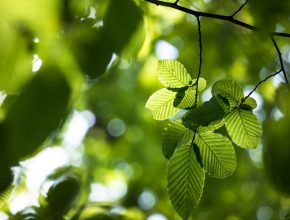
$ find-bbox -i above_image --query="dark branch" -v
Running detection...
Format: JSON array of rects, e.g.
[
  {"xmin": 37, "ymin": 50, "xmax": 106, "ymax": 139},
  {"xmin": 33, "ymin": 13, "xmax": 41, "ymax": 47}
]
[
  {"xmin": 240, "ymin": 70, "xmax": 282, "ymax": 105},
  {"xmin": 271, "ymin": 36, "xmax": 289, "ymax": 87},
  {"xmin": 144, "ymin": 0, "xmax": 290, "ymax": 38},
  {"xmin": 194, "ymin": 16, "xmax": 202, "ymax": 106},
  {"xmin": 231, "ymin": 0, "xmax": 248, "ymax": 17}
]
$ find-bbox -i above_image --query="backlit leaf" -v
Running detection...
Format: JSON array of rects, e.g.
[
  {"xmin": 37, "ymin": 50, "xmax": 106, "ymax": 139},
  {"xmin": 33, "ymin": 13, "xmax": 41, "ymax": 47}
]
[
  {"xmin": 225, "ymin": 109, "xmax": 262, "ymax": 148},
  {"xmin": 157, "ymin": 60, "xmax": 192, "ymax": 88},
  {"xmin": 145, "ymin": 88, "xmax": 179, "ymax": 120},
  {"xmin": 168, "ymin": 144, "xmax": 205, "ymax": 219},
  {"xmin": 195, "ymin": 132, "xmax": 236, "ymax": 178},
  {"xmin": 241, "ymin": 97, "xmax": 257, "ymax": 110},
  {"xmin": 212, "ymin": 80, "xmax": 244, "ymax": 108}
]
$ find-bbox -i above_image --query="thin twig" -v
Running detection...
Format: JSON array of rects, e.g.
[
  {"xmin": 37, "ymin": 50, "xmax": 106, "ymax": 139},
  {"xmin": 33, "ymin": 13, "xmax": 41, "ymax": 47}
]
[
  {"xmin": 174, "ymin": 0, "xmax": 179, "ymax": 5},
  {"xmin": 271, "ymin": 36, "xmax": 289, "ymax": 87},
  {"xmin": 143, "ymin": 0, "xmax": 290, "ymax": 38},
  {"xmin": 231, "ymin": 0, "xmax": 248, "ymax": 18},
  {"xmin": 240, "ymin": 70, "xmax": 282, "ymax": 105},
  {"xmin": 194, "ymin": 16, "xmax": 202, "ymax": 106}
]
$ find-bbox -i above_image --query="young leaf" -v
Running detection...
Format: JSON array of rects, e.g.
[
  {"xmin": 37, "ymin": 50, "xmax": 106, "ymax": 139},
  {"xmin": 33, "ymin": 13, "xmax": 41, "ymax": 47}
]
[
  {"xmin": 194, "ymin": 132, "xmax": 236, "ymax": 178},
  {"xmin": 225, "ymin": 109, "xmax": 262, "ymax": 148},
  {"xmin": 162, "ymin": 121, "xmax": 189, "ymax": 160},
  {"xmin": 182, "ymin": 98, "xmax": 225, "ymax": 130},
  {"xmin": 212, "ymin": 80, "xmax": 244, "ymax": 108},
  {"xmin": 168, "ymin": 144, "xmax": 205, "ymax": 220},
  {"xmin": 174, "ymin": 78, "xmax": 207, "ymax": 109},
  {"xmin": 240, "ymin": 97, "xmax": 257, "ymax": 110},
  {"xmin": 157, "ymin": 60, "xmax": 192, "ymax": 88},
  {"xmin": 145, "ymin": 88, "xmax": 179, "ymax": 120}
]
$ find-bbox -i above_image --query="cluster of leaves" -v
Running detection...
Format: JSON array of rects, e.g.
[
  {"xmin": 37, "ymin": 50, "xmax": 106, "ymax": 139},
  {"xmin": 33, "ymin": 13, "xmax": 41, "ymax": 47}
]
[{"xmin": 146, "ymin": 60, "xmax": 262, "ymax": 219}]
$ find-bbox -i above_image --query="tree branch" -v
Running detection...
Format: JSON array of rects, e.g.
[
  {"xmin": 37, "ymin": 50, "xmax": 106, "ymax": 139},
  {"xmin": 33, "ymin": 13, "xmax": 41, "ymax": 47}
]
[
  {"xmin": 240, "ymin": 70, "xmax": 282, "ymax": 105},
  {"xmin": 193, "ymin": 16, "xmax": 202, "ymax": 106},
  {"xmin": 144, "ymin": 0, "xmax": 290, "ymax": 38},
  {"xmin": 271, "ymin": 36, "xmax": 289, "ymax": 87},
  {"xmin": 231, "ymin": 0, "xmax": 248, "ymax": 18}
]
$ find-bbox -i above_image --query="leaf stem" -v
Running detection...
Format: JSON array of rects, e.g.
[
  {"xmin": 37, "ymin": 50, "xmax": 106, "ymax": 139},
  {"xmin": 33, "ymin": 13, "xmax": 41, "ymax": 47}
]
[{"xmin": 193, "ymin": 16, "xmax": 202, "ymax": 106}]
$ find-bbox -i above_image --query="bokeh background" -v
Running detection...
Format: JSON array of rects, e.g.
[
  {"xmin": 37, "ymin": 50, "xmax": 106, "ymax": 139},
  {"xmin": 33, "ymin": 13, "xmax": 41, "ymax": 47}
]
[{"xmin": 0, "ymin": 0, "xmax": 290, "ymax": 219}]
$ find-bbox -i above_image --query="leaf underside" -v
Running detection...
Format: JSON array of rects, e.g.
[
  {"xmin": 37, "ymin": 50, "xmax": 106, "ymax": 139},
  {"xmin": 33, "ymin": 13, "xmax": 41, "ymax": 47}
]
[
  {"xmin": 195, "ymin": 132, "xmax": 236, "ymax": 178},
  {"xmin": 168, "ymin": 144, "xmax": 205, "ymax": 220},
  {"xmin": 225, "ymin": 109, "xmax": 262, "ymax": 148},
  {"xmin": 145, "ymin": 88, "xmax": 179, "ymax": 120}
]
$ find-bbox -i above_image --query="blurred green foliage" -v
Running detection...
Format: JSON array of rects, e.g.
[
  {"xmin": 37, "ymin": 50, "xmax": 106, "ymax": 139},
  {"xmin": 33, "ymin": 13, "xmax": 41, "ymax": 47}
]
[{"xmin": 0, "ymin": 0, "xmax": 290, "ymax": 219}]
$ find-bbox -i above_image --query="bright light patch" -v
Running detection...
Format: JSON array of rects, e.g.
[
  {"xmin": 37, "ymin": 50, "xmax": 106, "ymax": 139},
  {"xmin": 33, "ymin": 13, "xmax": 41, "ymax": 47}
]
[
  {"xmin": 138, "ymin": 189, "xmax": 156, "ymax": 210},
  {"xmin": 20, "ymin": 147, "xmax": 70, "ymax": 193},
  {"xmin": 0, "ymin": 91, "xmax": 7, "ymax": 106},
  {"xmin": 107, "ymin": 118, "xmax": 126, "ymax": 137},
  {"xmin": 155, "ymin": 40, "xmax": 179, "ymax": 59},
  {"xmin": 271, "ymin": 107, "xmax": 284, "ymax": 121},
  {"xmin": 94, "ymin": 20, "xmax": 104, "ymax": 28},
  {"xmin": 63, "ymin": 110, "xmax": 96, "ymax": 148},
  {"xmin": 202, "ymin": 86, "xmax": 212, "ymax": 102},
  {"xmin": 88, "ymin": 7, "xmax": 96, "ymax": 19},
  {"xmin": 89, "ymin": 179, "xmax": 128, "ymax": 202},
  {"xmin": 0, "ymin": 212, "xmax": 9, "ymax": 220},
  {"xmin": 32, "ymin": 54, "xmax": 42, "ymax": 72},
  {"xmin": 247, "ymin": 144, "xmax": 263, "ymax": 168},
  {"xmin": 9, "ymin": 192, "xmax": 39, "ymax": 214},
  {"xmin": 256, "ymin": 206, "xmax": 273, "ymax": 220},
  {"xmin": 148, "ymin": 213, "xmax": 168, "ymax": 220},
  {"xmin": 272, "ymin": 74, "xmax": 285, "ymax": 88},
  {"xmin": 33, "ymin": 37, "xmax": 39, "ymax": 43}
]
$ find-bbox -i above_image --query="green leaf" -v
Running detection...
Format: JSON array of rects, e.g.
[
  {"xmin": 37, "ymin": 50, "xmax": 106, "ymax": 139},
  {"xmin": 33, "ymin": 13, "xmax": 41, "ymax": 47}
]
[
  {"xmin": 182, "ymin": 98, "xmax": 225, "ymax": 130},
  {"xmin": 241, "ymin": 97, "xmax": 257, "ymax": 110},
  {"xmin": 162, "ymin": 121, "xmax": 189, "ymax": 160},
  {"xmin": 157, "ymin": 60, "xmax": 192, "ymax": 88},
  {"xmin": 0, "ymin": 66, "xmax": 71, "ymax": 191},
  {"xmin": 212, "ymin": 80, "xmax": 244, "ymax": 108},
  {"xmin": 195, "ymin": 132, "xmax": 236, "ymax": 178},
  {"xmin": 225, "ymin": 109, "xmax": 262, "ymax": 148},
  {"xmin": 174, "ymin": 78, "xmax": 207, "ymax": 109},
  {"xmin": 145, "ymin": 88, "xmax": 179, "ymax": 120},
  {"xmin": 168, "ymin": 144, "xmax": 205, "ymax": 219}
]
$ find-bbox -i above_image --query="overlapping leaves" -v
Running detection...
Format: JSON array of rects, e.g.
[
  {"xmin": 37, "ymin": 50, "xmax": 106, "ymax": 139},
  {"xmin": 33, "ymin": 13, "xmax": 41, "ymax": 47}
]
[
  {"xmin": 146, "ymin": 60, "xmax": 262, "ymax": 219},
  {"xmin": 146, "ymin": 60, "xmax": 206, "ymax": 120}
]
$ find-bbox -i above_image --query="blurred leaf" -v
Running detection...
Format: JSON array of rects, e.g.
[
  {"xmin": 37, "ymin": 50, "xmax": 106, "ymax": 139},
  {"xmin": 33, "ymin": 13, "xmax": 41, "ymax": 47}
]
[
  {"xmin": 168, "ymin": 143, "xmax": 205, "ymax": 219},
  {"xmin": 145, "ymin": 88, "xmax": 179, "ymax": 120},
  {"xmin": 0, "ymin": 66, "xmax": 70, "ymax": 191},
  {"xmin": 195, "ymin": 132, "xmax": 236, "ymax": 179},
  {"xmin": 72, "ymin": 0, "xmax": 143, "ymax": 78},
  {"xmin": 225, "ymin": 109, "xmax": 262, "ymax": 148},
  {"xmin": 46, "ymin": 173, "xmax": 81, "ymax": 215},
  {"xmin": 264, "ymin": 117, "xmax": 290, "ymax": 195},
  {"xmin": 212, "ymin": 80, "xmax": 244, "ymax": 109}
]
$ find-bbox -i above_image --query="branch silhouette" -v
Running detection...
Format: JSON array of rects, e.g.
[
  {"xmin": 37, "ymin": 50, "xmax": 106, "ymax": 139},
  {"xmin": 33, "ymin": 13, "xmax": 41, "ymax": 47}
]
[
  {"xmin": 144, "ymin": 0, "xmax": 290, "ymax": 38},
  {"xmin": 231, "ymin": 0, "xmax": 248, "ymax": 18}
]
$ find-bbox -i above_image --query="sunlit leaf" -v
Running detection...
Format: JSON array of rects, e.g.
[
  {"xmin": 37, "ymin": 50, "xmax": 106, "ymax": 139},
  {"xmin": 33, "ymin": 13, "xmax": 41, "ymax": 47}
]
[
  {"xmin": 145, "ymin": 88, "xmax": 179, "ymax": 120},
  {"xmin": 225, "ymin": 109, "xmax": 262, "ymax": 148},
  {"xmin": 195, "ymin": 132, "xmax": 236, "ymax": 178},
  {"xmin": 168, "ymin": 144, "xmax": 205, "ymax": 219},
  {"xmin": 175, "ymin": 78, "xmax": 207, "ymax": 109},
  {"xmin": 212, "ymin": 79, "xmax": 244, "ymax": 108},
  {"xmin": 241, "ymin": 97, "xmax": 257, "ymax": 110},
  {"xmin": 157, "ymin": 60, "xmax": 192, "ymax": 88}
]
